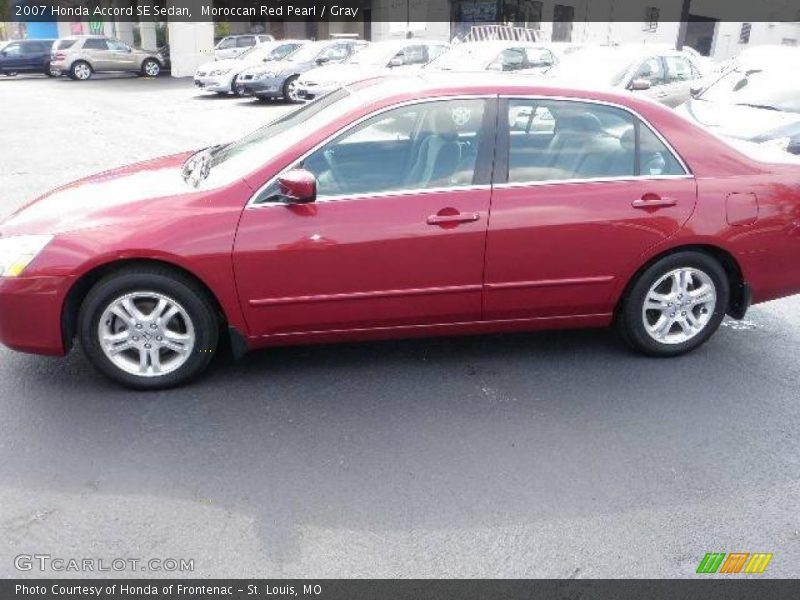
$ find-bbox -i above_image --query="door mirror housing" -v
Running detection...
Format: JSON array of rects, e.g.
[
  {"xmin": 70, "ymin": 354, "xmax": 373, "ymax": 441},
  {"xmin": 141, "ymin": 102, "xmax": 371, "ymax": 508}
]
[
  {"xmin": 629, "ymin": 78, "xmax": 652, "ymax": 91},
  {"xmin": 690, "ymin": 84, "xmax": 704, "ymax": 97},
  {"xmin": 315, "ymin": 56, "xmax": 330, "ymax": 65},
  {"xmin": 278, "ymin": 169, "xmax": 316, "ymax": 204}
]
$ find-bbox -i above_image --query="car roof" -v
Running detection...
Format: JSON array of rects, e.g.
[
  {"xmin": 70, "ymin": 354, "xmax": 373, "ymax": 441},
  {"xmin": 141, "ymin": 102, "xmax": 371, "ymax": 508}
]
[{"xmin": 346, "ymin": 71, "xmax": 659, "ymax": 106}]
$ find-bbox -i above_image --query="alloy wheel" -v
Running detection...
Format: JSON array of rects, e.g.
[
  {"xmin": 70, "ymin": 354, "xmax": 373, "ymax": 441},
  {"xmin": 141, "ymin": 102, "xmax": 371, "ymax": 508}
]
[
  {"xmin": 641, "ymin": 267, "xmax": 717, "ymax": 345},
  {"xmin": 73, "ymin": 63, "xmax": 91, "ymax": 80},
  {"xmin": 286, "ymin": 79, "xmax": 301, "ymax": 102},
  {"xmin": 144, "ymin": 60, "xmax": 160, "ymax": 77},
  {"xmin": 97, "ymin": 291, "xmax": 196, "ymax": 377}
]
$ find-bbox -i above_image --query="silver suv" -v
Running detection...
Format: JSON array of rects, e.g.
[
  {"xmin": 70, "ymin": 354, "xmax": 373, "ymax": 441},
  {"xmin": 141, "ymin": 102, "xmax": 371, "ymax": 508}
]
[{"xmin": 50, "ymin": 36, "xmax": 165, "ymax": 80}]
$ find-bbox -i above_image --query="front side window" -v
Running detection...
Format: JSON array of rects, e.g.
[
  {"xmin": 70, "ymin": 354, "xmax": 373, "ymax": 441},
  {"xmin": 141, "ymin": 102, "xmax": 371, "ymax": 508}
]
[
  {"xmin": 107, "ymin": 39, "xmax": 130, "ymax": 52},
  {"xmin": 633, "ymin": 57, "xmax": 666, "ymax": 86},
  {"xmin": 236, "ymin": 36, "xmax": 256, "ymax": 48},
  {"xmin": 505, "ymin": 99, "xmax": 685, "ymax": 183},
  {"xmin": 2, "ymin": 42, "xmax": 22, "ymax": 55},
  {"xmin": 270, "ymin": 99, "xmax": 487, "ymax": 199},
  {"xmin": 489, "ymin": 48, "xmax": 526, "ymax": 71},
  {"xmin": 217, "ymin": 37, "xmax": 235, "ymax": 50},
  {"xmin": 318, "ymin": 44, "xmax": 350, "ymax": 62}
]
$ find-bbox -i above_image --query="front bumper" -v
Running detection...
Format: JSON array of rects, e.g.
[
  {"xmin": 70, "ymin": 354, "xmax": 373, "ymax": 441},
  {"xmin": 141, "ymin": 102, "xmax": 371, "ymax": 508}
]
[
  {"xmin": 295, "ymin": 83, "xmax": 335, "ymax": 101},
  {"xmin": 193, "ymin": 73, "xmax": 234, "ymax": 93},
  {"xmin": 235, "ymin": 74, "xmax": 286, "ymax": 98},
  {"xmin": 0, "ymin": 275, "xmax": 69, "ymax": 356}
]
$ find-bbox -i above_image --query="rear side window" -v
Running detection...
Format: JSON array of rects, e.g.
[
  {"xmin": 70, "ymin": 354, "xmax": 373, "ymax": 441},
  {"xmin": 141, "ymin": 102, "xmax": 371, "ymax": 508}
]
[
  {"xmin": 504, "ymin": 99, "xmax": 686, "ymax": 183},
  {"xmin": 55, "ymin": 40, "xmax": 77, "ymax": 50},
  {"xmin": 664, "ymin": 56, "xmax": 693, "ymax": 83},
  {"xmin": 83, "ymin": 39, "xmax": 109, "ymax": 50}
]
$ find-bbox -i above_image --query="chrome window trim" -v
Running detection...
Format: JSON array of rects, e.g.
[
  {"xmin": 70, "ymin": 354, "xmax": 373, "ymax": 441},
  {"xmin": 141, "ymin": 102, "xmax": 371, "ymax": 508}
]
[
  {"xmin": 493, "ymin": 173, "xmax": 693, "ymax": 191},
  {"xmin": 500, "ymin": 93, "xmax": 692, "ymax": 177},
  {"xmin": 246, "ymin": 94, "xmax": 496, "ymax": 209},
  {"xmin": 245, "ymin": 91, "xmax": 692, "ymax": 209}
]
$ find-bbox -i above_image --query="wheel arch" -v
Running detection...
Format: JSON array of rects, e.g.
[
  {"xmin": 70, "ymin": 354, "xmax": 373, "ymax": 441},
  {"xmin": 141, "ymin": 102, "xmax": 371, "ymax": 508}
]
[
  {"xmin": 61, "ymin": 258, "xmax": 229, "ymax": 351},
  {"xmin": 614, "ymin": 244, "xmax": 747, "ymax": 319}
]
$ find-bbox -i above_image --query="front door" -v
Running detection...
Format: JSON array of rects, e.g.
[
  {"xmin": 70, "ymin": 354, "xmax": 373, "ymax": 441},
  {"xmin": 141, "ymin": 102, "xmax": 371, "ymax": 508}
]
[
  {"xmin": 234, "ymin": 97, "xmax": 497, "ymax": 337},
  {"xmin": 484, "ymin": 97, "xmax": 697, "ymax": 320}
]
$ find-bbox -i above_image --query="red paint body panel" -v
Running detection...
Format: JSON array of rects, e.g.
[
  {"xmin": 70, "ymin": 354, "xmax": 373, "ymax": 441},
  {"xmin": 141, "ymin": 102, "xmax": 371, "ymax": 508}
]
[{"xmin": 1, "ymin": 76, "xmax": 800, "ymax": 357}]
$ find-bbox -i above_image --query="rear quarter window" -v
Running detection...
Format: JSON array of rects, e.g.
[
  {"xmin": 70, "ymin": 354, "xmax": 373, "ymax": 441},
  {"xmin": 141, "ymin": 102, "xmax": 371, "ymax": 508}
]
[{"xmin": 55, "ymin": 40, "xmax": 77, "ymax": 50}]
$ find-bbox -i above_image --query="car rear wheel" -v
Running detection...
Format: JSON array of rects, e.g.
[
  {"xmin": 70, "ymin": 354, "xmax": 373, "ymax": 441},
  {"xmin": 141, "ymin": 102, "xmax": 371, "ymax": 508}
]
[
  {"xmin": 70, "ymin": 61, "xmax": 92, "ymax": 80},
  {"xmin": 618, "ymin": 251, "xmax": 729, "ymax": 357},
  {"xmin": 231, "ymin": 75, "xmax": 242, "ymax": 97},
  {"xmin": 283, "ymin": 75, "xmax": 301, "ymax": 103},
  {"xmin": 44, "ymin": 64, "xmax": 59, "ymax": 77},
  {"xmin": 4, "ymin": 71, "xmax": 18, "ymax": 77},
  {"xmin": 141, "ymin": 58, "xmax": 160, "ymax": 78},
  {"xmin": 79, "ymin": 266, "xmax": 219, "ymax": 389}
]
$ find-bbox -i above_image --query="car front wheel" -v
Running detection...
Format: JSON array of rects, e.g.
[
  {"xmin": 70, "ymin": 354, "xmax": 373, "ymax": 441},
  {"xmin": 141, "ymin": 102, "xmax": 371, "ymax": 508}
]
[
  {"xmin": 618, "ymin": 251, "xmax": 729, "ymax": 357},
  {"xmin": 79, "ymin": 266, "xmax": 219, "ymax": 389},
  {"xmin": 283, "ymin": 75, "xmax": 301, "ymax": 103}
]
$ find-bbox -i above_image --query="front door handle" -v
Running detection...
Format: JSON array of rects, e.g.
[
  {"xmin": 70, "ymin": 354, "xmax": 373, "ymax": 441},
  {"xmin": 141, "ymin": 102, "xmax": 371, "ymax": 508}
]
[
  {"xmin": 632, "ymin": 195, "xmax": 677, "ymax": 209},
  {"xmin": 426, "ymin": 210, "xmax": 480, "ymax": 226}
]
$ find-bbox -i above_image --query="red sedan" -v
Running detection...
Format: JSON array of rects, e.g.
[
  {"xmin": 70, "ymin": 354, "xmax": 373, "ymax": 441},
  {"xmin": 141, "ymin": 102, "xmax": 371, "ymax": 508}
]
[{"xmin": 2, "ymin": 75, "xmax": 800, "ymax": 389}]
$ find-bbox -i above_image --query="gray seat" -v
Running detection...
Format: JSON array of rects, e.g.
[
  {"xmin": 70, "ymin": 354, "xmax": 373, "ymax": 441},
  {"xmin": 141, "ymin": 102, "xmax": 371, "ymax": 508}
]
[{"xmin": 404, "ymin": 109, "xmax": 461, "ymax": 189}]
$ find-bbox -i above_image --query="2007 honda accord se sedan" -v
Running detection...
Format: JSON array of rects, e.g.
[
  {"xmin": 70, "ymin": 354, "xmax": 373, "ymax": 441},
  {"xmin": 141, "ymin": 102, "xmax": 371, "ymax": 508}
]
[{"xmin": 2, "ymin": 74, "xmax": 800, "ymax": 389}]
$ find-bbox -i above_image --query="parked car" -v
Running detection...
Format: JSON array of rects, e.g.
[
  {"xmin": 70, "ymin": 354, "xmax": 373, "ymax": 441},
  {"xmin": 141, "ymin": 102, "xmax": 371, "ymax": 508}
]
[
  {"xmin": 546, "ymin": 46, "xmax": 706, "ymax": 107},
  {"xmin": 194, "ymin": 40, "xmax": 308, "ymax": 96},
  {"xmin": 50, "ymin": 35, "xmax": 166, "ymax": 80},
  {"xmin": 425, "ymin": 40, "xmax": 559, "ymax": 74},
  {"xmin": 214, "ymin": 34, "xmax": 274, "ymax": 61},
  {"xmin": 236, "ymin": 39, "xmax": 367, "ymax": 102},
  {"xmin": 0, "ymin": 38, "xmax": 57, "ymax": 77},
  {"xmin": 157, "ymin": 43, "xmax": 170, "ymax": 71},
  {"xmin": 676, "ymin": 67, "xmax": 800, "ymax": 154},
  {"xmin": 295, "ymin": 39, "xmax": 449, "ymax": 101},
  {"xmin": 2, "ymin": 74, "xmax": 799, "ymax": 389}
]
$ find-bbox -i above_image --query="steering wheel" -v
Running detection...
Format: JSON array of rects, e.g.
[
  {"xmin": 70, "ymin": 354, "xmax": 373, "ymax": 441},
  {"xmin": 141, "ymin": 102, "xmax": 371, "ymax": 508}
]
[{"xmin": 322, "ymin": 149, "xmax": 347, "ymax": 192}]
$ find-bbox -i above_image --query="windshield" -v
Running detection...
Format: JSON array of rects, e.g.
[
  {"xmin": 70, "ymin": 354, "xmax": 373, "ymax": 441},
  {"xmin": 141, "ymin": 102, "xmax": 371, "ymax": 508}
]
[
  {"xmin": 697, "ymin": 69, "xmax": 800, "ymax": 113},
  {"xmin": 236, "ymin": 45, "xmax": 270, "ymax": 60},
  {"xmin": 548, "ymin": 50, "xmax": 635, "ymax": 86},
  {"xmin": 200, "ymin": 88, "xmax": 357, "ymax": 187},
  {"xmin": 427, "ymin": 44, "xmax": 502, "ymax": 71},
  {"xmin": 285, "ymin": 42, "xmax": 325, "ymax": 63},
  {"xmin": 347, "ymin": 44, "xmax": 396, "ymax": 66}
]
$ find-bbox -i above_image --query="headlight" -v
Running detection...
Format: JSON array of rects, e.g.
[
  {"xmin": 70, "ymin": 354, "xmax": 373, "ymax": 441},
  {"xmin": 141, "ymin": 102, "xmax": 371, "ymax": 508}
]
[
  {"xmin": 0, "ymin": 234, "xmax": 54, "ymax": 277},
  {"xmin": 210, "ymin": 68, "xmax": 231, "ymax": 76},
  {"xmin": 759, "ymin": 136, "xmax": 791, "ymax": 152}
]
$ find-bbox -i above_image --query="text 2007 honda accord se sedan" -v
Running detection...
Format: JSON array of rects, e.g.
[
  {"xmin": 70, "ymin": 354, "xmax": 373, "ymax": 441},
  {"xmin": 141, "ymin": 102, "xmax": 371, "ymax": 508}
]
[{"xmin": 2, "ymin": 75, "xmax": 800, "ymax": 389}]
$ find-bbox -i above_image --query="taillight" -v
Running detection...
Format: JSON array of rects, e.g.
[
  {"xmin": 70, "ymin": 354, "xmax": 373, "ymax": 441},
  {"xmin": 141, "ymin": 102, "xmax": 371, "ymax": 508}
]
[{"xmin": 52, "ymin": 52, "xmax": 65, "ymax": 61}]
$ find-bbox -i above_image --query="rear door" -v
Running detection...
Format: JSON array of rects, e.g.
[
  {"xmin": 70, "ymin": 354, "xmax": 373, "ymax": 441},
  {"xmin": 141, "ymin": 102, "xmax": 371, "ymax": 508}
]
[
  {"xmin": 484, "ymin": 97, "xmax": 697, "ymax": 320},
  {"xmin": 1, "ymin": 41, "xmax": 26, "ymax": 71}
]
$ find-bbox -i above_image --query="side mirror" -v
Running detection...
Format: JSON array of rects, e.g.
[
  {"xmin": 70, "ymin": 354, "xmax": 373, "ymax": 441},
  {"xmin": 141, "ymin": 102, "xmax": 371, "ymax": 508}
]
[
  {"xmin": 388, "ymin": 56, "xmax": 404, "ymax": 67},
  {"xmin": 629, "ymin": 78, "xmax": 652, "ymax": 91},
  {"xmin": 315, "ymin": 57, "xmax": 330, "ymax": 65},
  {"xmin": 690, "ymin": 85, "xmax": 704, "ymax": 97},
  {"xmin": 278, "ymin": 169, "xmax": 316, "ymax": 204}
]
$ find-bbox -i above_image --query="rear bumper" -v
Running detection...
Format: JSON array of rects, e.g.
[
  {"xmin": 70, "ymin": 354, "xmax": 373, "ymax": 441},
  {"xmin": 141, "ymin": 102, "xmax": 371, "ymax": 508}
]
[{"xmin": 0, "ymin": 275, "xmax": 69, "ymax": 356}]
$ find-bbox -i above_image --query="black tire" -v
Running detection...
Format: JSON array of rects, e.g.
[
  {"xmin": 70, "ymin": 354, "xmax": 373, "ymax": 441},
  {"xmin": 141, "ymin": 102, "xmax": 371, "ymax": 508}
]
[
  {"xmin": 69, "ymin": 60, "xmax": 92, "ymax": 80},
  {"xmin": 618, "ymin": 251, "xmax": 729, "ymax": 357},
  {"xmin": 78, "ymin": 266, "xmax": 219, "ymax": 390},
  {"xmin": 44, "ymin": 63, "xmax": 58, "ymax": 77},
  {"xmin": 282, "ymin": 75, "xmax": 299, "ymax": 103},
  {"xmin": 141, "ymin": 58, "xmax": 161, "ymax": 78},
  {"xmin": 4, "ymin": 71, "xmax": 18, "ymax": 77},
  {"xmin": 231, "ymin": 75, "xmax": 242, "ymax": 97}
]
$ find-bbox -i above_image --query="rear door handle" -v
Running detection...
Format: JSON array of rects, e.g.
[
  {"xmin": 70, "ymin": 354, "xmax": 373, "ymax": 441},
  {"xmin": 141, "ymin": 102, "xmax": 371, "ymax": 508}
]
[
  {"xmin": 426, "ymin": 212, "xmax": 480, "ymax": 226},
  {"xmin": 632, "ymin": 196, "xmax": 677, "ymax": 209}
]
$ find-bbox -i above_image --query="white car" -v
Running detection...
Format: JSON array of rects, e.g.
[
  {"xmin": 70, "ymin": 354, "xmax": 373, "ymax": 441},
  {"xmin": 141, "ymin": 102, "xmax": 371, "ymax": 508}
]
[
  {"xmin": 213, "ymin": 34, "xmax": 274, "ymax": 61},
  {"xmin": 295, "ymin": 39, "xmax": 450, "ymax": 101},
  {"xmin": 546, "ymin": 45, "xmax": 707, "ymax": 107},
  {"xmin": 425, "ymin": 40, "xmax": 559, "ymax": 74},
  {"xmin": 195, "ymin": 40, "xmax": 308, "ymax": 96}
]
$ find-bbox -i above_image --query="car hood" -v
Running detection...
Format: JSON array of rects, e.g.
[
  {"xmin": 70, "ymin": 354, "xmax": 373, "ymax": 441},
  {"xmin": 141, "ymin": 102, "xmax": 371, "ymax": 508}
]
[
  {"xmin": 678, "ymin": 98, "xmax": 800, "ymax": 140},
  {"xmin": 0, "ymin": 152, "xmax": 198, "ymax": 236},
  {"xmin": 299, "ymin": 64, "xmax": 381, "ymax": 85}
]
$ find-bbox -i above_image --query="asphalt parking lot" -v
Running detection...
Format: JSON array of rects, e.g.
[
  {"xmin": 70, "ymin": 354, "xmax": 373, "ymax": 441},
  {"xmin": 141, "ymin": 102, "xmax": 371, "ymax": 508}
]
[{"xmin": 1, "ymin": 74, "xmax": 799, "ymax": 578}]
